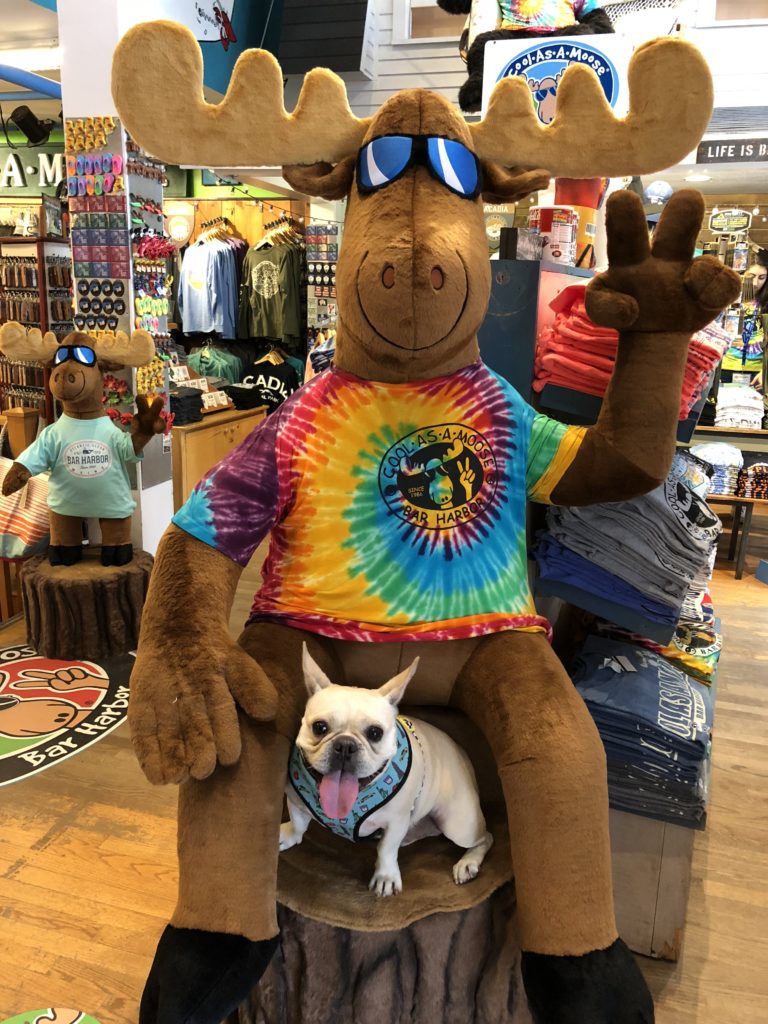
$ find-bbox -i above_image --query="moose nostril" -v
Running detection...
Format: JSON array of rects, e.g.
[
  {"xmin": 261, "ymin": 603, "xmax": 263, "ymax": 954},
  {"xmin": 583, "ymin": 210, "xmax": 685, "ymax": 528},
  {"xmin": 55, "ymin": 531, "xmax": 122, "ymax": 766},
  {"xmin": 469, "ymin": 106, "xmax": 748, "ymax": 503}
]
[
  {"xmin": 67, "ymin": 374, "xmax": 76, "ymax": 383},
  {"xmin": 382, "ymin": 266, "xmax": 395, "ymax": 289},
  {"xmin": 431, "ymin": 267, "xmax": 444, "ymax": 290}
]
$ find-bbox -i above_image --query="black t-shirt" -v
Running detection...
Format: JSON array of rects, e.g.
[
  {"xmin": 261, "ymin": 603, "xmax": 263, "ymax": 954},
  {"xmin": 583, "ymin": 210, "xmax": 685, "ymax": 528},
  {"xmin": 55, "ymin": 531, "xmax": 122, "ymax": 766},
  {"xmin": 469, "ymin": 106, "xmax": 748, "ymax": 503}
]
[{"xmin": 227, "ymin": 360, "xmax": 300, "ymax": 413}]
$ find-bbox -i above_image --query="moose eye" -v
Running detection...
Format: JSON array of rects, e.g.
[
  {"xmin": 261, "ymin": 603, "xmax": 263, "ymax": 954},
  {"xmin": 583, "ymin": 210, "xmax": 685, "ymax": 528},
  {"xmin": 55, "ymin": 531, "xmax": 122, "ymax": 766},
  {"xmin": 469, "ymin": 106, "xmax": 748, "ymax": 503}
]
[
  {"xmin": 312, "ymin": 720, "xmax": 329, "ymax": 737},
  {"xmin": 366, "ymin": 726, "xmax": 384, "ymax": 743}
]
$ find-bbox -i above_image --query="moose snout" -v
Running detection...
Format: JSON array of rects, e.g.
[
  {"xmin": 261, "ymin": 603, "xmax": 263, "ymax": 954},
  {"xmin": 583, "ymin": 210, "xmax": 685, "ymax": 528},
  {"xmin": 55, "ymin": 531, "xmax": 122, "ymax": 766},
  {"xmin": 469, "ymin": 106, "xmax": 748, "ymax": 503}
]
[{"xmin": 359, "ymin": 245, "xmax": 468, "ymax": 350}]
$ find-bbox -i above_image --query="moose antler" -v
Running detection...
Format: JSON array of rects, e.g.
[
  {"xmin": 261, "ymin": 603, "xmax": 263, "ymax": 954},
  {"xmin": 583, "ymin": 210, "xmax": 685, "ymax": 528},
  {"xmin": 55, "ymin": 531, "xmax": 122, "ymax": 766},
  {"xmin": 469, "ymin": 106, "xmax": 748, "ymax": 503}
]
[
  {"xmin": 470, "ymin": 38, "xmax": 713, "ymax": 178},
  {"xmin": 0, "ymin": 322, "xmax": 58, "ymax": 363},
  {"xmin": 112, "ymin": 20, "xmax": 370, "ymax": 168},
  {"xmin": 95, "ymin": 330, "xmax": 155, "ymax": 367}
]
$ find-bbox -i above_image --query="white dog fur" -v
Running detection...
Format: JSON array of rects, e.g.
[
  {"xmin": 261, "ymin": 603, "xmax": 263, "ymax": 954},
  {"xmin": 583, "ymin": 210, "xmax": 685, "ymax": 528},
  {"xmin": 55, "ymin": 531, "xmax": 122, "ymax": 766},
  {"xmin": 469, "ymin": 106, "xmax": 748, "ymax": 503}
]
[{"xmin": 279, "ymin": 644, "xmax": 493, "ymax": 897}]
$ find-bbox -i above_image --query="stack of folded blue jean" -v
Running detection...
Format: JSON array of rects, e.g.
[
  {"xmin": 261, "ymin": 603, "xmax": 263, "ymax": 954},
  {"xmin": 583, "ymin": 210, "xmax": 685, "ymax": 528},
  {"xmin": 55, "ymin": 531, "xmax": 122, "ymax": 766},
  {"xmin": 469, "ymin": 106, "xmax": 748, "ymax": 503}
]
[{"xmin": 571, "ymin": 636, "xmax": 714, "ymax": 828}]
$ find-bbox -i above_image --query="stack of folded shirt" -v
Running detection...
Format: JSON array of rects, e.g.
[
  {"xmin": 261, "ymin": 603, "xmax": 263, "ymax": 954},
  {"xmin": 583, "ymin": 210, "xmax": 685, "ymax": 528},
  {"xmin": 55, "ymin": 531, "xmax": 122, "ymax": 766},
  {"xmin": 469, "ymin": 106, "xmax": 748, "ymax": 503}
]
[
  {"xmin": 737, "ymin": 462, "xmax": 768, "ymax": 498},
  {"xmin": 571, "ymin": 635, "xmax": 714, "ymax": 828},
  {"xmin": 169, "ymin": 386, "xmax": 204, "ymax": 425},
  {"xmin": 690, "ymin": 442, "xmax": 743, "ymax": 496},
  {"xmin": 532, "ymin": 286, "xmax": 729, "ymax": 419},
  {"xmin": 538, "ymin": 452, "xmax": 722, "ymax": 625},
  {"xmin": 714, "ymin": 383, "xmax": 764, "ymax": 429}
]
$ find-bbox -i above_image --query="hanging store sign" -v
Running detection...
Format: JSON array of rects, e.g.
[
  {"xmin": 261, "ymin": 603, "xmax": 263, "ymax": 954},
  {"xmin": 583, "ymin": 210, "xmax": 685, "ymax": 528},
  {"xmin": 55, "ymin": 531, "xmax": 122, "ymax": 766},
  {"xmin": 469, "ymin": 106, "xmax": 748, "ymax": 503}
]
[
  {"xmin": 481, "ymin": 36, "xmax": 632, "ymax": 119},
  {"xmin": 697, "ymin": 137, "xmax": 768, "ymax": 164},
  {"xmin": 0, "ymin": 146, "xmax": 65, "ymax": 195},
  {"xmin": 709, "ymin": 208, "xmax": 751, "ymax": 233}
]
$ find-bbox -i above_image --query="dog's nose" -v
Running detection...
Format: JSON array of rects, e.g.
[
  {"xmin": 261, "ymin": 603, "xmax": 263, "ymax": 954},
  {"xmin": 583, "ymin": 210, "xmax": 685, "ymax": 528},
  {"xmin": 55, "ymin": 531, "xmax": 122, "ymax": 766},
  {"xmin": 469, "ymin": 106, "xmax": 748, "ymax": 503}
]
[{"xmin": 333, "ymin": 738, "xmax": 358, "ymax": 759}]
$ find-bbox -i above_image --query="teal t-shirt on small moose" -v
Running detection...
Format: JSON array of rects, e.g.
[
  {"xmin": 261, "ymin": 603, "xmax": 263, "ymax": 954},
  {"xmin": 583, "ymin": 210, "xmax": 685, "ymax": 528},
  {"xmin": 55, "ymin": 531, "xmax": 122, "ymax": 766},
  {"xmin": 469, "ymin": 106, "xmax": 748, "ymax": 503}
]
[{"xmin": 17, "ymin": 415, "xmax": 143, "ymax": 519}]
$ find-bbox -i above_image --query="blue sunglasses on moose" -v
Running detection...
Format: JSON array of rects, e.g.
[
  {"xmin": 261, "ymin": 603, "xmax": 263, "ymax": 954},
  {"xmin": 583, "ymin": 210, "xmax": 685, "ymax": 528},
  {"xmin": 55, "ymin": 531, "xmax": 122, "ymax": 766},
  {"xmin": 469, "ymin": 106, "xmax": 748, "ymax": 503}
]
[
  {"xmin": 357, "ymin": 135, "xmax": 481, "ymax": 199},
  {"xmin": 53, "ymin": 344, "xmax": 97, "ymax": 367}
]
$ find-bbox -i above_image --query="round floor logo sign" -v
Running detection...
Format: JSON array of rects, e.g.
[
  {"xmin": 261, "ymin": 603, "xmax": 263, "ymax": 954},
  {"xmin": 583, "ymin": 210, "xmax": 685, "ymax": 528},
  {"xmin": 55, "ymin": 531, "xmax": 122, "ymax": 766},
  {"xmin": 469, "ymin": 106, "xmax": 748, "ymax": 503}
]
[
  {"xmin": 498, "ymin": 41, "xmax": 619, "ymax": 124},
  {"xmin": 1, "ymin": 1010, "xmax": 102, "ymax": 1024},
  {"xmin": 0, "ymin": 646, "xmax": 131, "ymax": 787},
  {"xmin": 378, "ymin": 423, "xmax": 497, "ymax": 530}
]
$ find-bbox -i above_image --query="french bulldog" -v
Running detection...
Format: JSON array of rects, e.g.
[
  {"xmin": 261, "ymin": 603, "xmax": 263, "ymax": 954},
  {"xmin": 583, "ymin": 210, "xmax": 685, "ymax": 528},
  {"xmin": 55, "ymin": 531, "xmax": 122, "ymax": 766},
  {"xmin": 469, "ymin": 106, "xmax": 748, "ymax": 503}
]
[{"xmin": 279, "ymin": 644, "xmax": 493, "ymax": 897}]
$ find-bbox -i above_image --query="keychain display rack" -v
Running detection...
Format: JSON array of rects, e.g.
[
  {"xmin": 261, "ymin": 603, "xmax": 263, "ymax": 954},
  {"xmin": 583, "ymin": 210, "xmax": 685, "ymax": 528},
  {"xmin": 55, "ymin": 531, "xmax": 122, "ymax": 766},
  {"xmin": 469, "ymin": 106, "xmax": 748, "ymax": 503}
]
[{"xmin": 0, "ymin": 237, "xmax": 71, "ymax": 424}]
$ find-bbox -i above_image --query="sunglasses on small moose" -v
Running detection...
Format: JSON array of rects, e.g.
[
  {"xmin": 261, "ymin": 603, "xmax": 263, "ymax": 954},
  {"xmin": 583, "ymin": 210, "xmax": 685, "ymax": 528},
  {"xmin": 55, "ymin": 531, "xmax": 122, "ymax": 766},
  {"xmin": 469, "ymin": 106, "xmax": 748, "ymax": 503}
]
[
  {"xmin": 53, "ymin": 345, "xmax": 97, "ymax": 367},
  {"xmin": 357, "ymin": 135, "xmax": 481, "ymax": 200}
]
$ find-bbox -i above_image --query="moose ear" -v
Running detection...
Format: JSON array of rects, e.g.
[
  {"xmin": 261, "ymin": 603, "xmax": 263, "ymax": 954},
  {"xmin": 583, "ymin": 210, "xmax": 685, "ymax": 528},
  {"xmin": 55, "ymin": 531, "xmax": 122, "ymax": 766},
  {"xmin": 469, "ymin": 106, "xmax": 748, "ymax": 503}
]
[
  {"xmin": 283, "ymin": 156, "xmax": 356, "ymax": 200},
  {"xmin": 481, "ymin": 163, "xmax": 551, "ymax": 204}
]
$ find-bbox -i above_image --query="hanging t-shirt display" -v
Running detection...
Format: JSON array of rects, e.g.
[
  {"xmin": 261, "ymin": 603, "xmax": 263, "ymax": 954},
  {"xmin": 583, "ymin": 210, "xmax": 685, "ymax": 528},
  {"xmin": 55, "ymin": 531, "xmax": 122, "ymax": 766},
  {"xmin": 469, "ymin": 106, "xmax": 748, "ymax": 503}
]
[
  {"xmin": 179, "ymin": 241, "xmax": 238, "ymax": 338},
  {"xmin": 238, "ymin": 243, "xmax": 302, "ymax": 346},
  {"xmin": 173, "ymin": 361, "xmax": 586, "ymax": 642},
  {"xmin": 721, "ymin": 303, "xmax": 764, "ymax": 372}
]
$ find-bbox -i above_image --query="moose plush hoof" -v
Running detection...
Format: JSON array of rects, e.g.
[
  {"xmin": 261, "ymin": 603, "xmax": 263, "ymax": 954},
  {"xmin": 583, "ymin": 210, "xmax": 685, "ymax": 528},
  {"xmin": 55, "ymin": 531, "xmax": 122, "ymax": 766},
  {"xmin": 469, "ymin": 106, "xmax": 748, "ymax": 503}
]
[
  {"xmin": 101, "ymin": 543, "xmax": 133, "ymax": 566},
  {"xmin": 48, "ymin": 544, "xmax": 83, "ymax": 567},
  {"xmin": 139, "ymin": 925, "xmax": 279, "ymax": 1024},
  {"xmin": 521, "ymin": 937, "xmax": 654, "ymax": 1024},
  {"xmin": 459, "ymin": 74, "xmax": 483, "ymax": 113}
]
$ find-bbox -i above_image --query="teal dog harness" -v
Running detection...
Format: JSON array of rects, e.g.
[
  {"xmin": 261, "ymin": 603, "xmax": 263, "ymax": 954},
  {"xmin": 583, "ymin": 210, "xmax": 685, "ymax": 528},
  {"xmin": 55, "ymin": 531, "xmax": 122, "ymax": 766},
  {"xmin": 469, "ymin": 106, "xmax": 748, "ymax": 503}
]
[{"xmin": 288, "ymin": 716, "xmax": 414, "ymax": 841}]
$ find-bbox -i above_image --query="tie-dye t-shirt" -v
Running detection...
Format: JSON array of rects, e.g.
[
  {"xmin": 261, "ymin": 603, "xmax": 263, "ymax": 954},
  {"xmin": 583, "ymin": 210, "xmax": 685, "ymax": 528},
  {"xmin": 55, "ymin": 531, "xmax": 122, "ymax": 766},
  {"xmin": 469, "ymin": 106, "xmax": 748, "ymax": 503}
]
[
  {"xmin": 173, "ymin": 362, "xmax": 586, "ymax": 642},
  {"xmin": 498, "ymin": 0, "xmax": 601, "ymax": 30}
]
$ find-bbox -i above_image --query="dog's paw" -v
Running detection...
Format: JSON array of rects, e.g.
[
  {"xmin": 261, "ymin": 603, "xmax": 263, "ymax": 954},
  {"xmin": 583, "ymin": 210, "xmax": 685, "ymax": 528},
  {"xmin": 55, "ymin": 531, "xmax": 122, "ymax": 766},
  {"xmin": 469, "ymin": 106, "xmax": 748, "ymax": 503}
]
[
  {"xmin": 452, "ymin": 855, "xmax": 481, "ymax": 885},
  {"xmin": 369, "ymin": 868, "xmax": 402, "ymax": 897},
  {"xmin": 279, "ymin": 823, "xmax": 303, "ymax": 852}
]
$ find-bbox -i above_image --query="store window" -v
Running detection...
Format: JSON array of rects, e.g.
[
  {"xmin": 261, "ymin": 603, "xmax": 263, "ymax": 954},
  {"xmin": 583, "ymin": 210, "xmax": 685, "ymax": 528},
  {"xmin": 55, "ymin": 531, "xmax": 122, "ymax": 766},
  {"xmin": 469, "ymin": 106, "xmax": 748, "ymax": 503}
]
[
  {"xmin": 714, "ymin": 0, "xmax": 767, "ymax": 18},
  {"xmin": 392, "ymin": 0, "xmax": 466, "ymax": 44}
]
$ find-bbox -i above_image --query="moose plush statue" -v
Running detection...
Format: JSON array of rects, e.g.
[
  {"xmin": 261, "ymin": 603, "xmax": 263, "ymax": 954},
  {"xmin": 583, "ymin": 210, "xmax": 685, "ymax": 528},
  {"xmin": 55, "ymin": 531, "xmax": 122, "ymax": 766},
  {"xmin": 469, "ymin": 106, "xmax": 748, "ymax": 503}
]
[
  {"xmin": 112, "ymin": 23, "xmax": 739, "ymax": 1024},
  {"xmin": 0, "ymin": 324, "xmax": 164, "ymax": 567}
]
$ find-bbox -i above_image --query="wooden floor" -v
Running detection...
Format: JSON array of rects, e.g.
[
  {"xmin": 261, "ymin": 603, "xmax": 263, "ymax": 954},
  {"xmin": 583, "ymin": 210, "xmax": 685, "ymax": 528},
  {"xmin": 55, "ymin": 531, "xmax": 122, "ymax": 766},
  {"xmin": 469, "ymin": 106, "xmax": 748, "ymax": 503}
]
[{"xmin": 0, "ymin": 518, "xmax": 766, "ymax": 1023}]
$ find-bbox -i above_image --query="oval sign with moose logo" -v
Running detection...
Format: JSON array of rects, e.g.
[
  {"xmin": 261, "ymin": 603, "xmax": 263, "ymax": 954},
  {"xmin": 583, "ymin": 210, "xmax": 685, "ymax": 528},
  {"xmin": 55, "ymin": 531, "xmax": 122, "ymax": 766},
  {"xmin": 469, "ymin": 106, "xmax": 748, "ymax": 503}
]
[{"xmin": 0, "ymin": 646, "xmax": 132, "ymax": 787}]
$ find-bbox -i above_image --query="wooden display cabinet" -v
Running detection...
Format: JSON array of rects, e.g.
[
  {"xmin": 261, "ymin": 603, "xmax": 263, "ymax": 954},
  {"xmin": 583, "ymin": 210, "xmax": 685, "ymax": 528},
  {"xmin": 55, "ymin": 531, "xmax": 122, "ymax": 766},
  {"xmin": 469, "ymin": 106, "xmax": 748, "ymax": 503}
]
[{"xmin": 171, "ymin": 406, "xmax": 267, "ymax": 511}]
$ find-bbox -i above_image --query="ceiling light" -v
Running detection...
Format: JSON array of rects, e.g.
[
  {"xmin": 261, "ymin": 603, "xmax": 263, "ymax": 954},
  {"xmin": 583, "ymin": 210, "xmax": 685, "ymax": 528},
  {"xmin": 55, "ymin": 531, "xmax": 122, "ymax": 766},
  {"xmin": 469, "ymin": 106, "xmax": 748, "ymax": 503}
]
[
  {"xmin": 684, "ymin": 172, "xmax": 711, "ymax": 182},
  {"xmin": 712, "ymin": 206, "xmax": 720, "ymax": 215},
  {"xmin": 753, "ymin": 206, "xmax": 760, "ymax": 215},
  {"xmin": 0, "ymin": 46, "xmax": 61, "ymax": 71}
]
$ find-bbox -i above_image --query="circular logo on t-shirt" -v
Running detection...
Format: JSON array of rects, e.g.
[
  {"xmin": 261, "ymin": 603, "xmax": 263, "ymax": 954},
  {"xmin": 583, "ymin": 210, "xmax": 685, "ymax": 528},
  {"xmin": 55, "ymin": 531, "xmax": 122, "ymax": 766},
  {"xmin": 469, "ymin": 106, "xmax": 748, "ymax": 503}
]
[
  {"xmin": 378, "ymin": 423, "xmax": 497, "ymax": 530},
  {"xmin": 252, "ymin": 262, "xmax": 279, "ymax": 299},
  {"xmin": 62, "ymin": 440, "xmax": 112, "ymax": 479}
]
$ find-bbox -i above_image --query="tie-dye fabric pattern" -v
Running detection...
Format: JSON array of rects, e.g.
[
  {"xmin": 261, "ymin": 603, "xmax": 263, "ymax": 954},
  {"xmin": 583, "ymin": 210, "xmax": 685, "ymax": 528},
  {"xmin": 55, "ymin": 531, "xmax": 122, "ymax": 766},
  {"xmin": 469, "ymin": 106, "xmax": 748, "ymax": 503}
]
[
  {"xmin": 498, "ymin": 0, "xmax": 600, "ymax": 31},
  {"xmin": 173, "ymin": 362, "xmax": 584, "ymax": 642}
]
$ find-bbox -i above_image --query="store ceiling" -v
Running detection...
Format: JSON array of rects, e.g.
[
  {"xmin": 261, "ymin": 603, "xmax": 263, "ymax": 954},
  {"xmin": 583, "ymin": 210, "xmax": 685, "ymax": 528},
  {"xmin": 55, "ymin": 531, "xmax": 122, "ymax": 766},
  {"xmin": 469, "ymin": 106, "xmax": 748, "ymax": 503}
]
[{"xmin": 0, "ymin": 0, "xmax": 60, "ymax": 120}]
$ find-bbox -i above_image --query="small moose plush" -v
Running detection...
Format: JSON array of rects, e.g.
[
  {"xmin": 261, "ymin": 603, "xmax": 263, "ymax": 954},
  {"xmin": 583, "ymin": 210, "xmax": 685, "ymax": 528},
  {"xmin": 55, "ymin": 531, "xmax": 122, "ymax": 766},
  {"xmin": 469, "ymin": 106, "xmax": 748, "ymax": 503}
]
[{"xmin": 0, "ymin": 323, "xmax": 164, "ymax": 567}]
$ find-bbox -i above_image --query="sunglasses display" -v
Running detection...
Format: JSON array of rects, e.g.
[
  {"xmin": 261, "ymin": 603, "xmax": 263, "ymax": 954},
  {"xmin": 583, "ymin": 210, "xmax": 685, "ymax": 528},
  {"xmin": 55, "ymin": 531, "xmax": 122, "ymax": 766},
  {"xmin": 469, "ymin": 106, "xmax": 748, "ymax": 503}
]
[
  {"xmin": 357, "ymin": 134, "xmax": 481, "ymax": 200},
  {"xmin": 53, "ymin": 344, "xmax": 97, "ymax": 367}
]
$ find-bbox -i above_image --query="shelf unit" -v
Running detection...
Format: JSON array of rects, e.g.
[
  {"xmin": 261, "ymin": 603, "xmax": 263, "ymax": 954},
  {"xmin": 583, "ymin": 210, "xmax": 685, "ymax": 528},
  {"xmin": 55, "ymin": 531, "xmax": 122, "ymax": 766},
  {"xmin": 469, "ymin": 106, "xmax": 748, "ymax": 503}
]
[{"xmin": 0, "ymin": 236, "xmax": 73, "ymax": 424}]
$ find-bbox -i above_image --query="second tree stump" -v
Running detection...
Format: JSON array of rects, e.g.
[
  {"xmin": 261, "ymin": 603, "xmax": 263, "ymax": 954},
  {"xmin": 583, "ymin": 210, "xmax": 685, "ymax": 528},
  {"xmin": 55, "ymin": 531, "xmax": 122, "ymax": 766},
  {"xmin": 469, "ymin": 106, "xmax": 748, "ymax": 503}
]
[{"xmin": 20, "ymin": 548, "xmax": 153, "ymax": 661}]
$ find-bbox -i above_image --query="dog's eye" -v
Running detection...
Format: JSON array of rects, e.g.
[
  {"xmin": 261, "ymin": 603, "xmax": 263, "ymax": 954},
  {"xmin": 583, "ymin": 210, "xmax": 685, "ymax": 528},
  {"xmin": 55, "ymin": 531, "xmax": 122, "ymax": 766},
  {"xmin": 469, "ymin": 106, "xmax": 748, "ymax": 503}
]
[
  {"xmin": 312, "ymin": 720, "xmax": 329, "ymax": 737},
  {"xmin": 365, "ymin": 726, "xmax": 384, "ymax": 743}
]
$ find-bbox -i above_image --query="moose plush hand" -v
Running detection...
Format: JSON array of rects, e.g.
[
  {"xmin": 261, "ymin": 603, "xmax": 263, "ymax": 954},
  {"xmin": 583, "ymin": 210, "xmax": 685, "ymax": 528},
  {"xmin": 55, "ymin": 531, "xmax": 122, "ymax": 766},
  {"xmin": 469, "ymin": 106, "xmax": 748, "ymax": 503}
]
[
  {"xmin": 113, "ymin": 23, "xmax": 734, "ymax": 1024},
  {"xmin": 1, "ymin": 462, "xmax": 31, "ymax": 497},
  {"xmin": 132, "ymin": 394, "xmax": 166, "ymax": 442}
]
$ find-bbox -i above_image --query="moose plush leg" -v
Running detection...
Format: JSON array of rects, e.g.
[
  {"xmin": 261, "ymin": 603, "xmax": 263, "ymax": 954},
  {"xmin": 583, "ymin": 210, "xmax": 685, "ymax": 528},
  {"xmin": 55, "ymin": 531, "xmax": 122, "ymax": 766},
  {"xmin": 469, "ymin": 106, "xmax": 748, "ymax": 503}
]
[
  {"xmin": 100, "ymin": 515, "xmax": 133, "ymax": 566},
  {"xmin": 139, "ymin": 622, "xmax": 341, "ymax": 1024},
  {"xmin": 452, "ymin": 630, "xmax": 653, "ymax": 1024},
  {"xmin": 48, "ymin": 511, "xmax": 83, "ymax": 566}
]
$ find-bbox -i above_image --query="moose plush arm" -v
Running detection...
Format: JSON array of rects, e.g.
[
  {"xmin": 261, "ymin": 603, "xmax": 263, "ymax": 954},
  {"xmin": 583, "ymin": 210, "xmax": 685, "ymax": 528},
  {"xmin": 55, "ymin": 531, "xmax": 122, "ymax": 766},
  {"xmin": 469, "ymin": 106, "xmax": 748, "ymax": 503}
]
[
  {"xmin": 1, "ymin": 462, "xmax": 32, "ymax": 496},
  {"xmin": 549, "ymin": 191, "xmax": 740, "ymax": 506},
  {"xmin": 129, "ymin": 524, "xmax": 279, "ymax": 784}
]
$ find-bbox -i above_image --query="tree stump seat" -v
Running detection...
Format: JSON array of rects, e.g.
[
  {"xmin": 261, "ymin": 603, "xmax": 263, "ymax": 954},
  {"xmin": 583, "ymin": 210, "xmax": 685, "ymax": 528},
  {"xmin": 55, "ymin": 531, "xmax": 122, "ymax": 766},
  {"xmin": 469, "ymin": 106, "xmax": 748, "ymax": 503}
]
[
  {"xmin": 20, "ymin": 548, "xmax": 153, "ymax": 661},
  {"xmin": 234, "ymin": 707, "xmax": 533, "ymax": 1024}
]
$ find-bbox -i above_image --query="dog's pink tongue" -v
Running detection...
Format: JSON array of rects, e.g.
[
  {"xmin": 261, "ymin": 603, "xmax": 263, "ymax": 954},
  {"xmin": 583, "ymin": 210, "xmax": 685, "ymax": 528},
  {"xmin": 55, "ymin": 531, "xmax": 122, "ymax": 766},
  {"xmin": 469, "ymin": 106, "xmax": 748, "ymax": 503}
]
[{"xmin": 319, "ymin": 770, "xmax": 360, "ymax": 819}]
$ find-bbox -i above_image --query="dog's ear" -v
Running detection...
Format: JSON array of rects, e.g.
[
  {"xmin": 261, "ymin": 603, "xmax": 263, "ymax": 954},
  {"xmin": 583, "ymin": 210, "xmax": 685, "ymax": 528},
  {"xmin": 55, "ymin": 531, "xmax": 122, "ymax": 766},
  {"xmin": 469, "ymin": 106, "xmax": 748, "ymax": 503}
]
[
  {"xmin": 377, "ymin": 657, "xmax": 420, "ymax": 707},
  {"xmin": 302, "ymin": 642, "xmax": 334, "ymax": 696}
]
